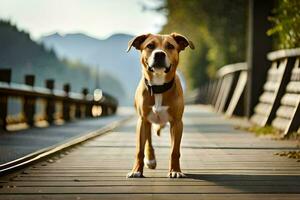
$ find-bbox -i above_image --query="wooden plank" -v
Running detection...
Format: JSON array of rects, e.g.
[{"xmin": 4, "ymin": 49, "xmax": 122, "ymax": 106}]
[
  {"xmin": 265, "ymin": 58, "xmax": 296, "ymax": 125},
  {"xmin": 1, "ymin": 185, "xmax": 300, "ymax": 194},
  {"xmin": 214, "ymin": 77, "xmax": 228, "ymax": 111},
  {"xmin": 251, "ymin": 57, "xmax": 296, "ymax": 126},
  {"xmin": 0, "ymin": 194, "xmax": 300, "ymax": 200},
  {"xmin": 276, "ymin": 105, "xmax": 295, "ymax": 119},
  {"xmin": 217, "ymin": 74, "xmax": 235, "ymax": 113},
  {"xmin": 254, "ymin": 103, "xmax": 272, "ymax": 115},
  {"xmin": 286, "ymin": 81, "xmax": 300, "ymax": 93},
  {"xmin": 263, "ymin": 81, "xmax": 279, "ymax": 92},
  {"xmin": 284, "ymin": 97, "xmax": 300, "ymax": 135},
  {"xmin": 251, "ymin": 113, "xmax": 266, "ymax": 126},
  {"xmin": 7, "ymin": 173, "xmax": 300, "ymax": 182},
  {"xmin": 259, "ymin": 91, "xmax": 275, "ymax": 104},
  {"xmin": 267, "ymin": 48, "xmax": 300, "ymax": 61},
  {"xmin": 208, "ymin": 80, "xmax": 218, "ymax": 104},
  {"xmin": 211, "ymin": 79, "xmax": 223, "ymax": 107},
  {"xmin": 226, "ymin": 71, "xmax": 247, "ymax": 116},
  {"xmin": 281, "ymin": 93, "xmax": 300, "ymax": 106},
  {"xmin": 272, "ymin": 117, "xmax": 290, "ymax": 131},
  {"xmin": 272, "ymin": 57, "xmax": 300, "ymax": 136}
]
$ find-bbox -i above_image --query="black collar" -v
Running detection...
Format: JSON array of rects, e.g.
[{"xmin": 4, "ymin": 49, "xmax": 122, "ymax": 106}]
[{"xmin": 144, "ymin": 78, "xmax": 175, "ymax": 96}]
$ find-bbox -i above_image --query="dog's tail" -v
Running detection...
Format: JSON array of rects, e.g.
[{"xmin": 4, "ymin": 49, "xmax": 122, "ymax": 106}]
[{"xmin": 152, "ymin": 124, "xmax": 165, "ymax": 136}]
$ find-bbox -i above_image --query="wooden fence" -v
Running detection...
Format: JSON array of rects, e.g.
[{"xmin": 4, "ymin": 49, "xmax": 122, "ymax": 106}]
[
  {"xmin": 0, "ymin": 69, "xmax": 118, "ymax": 132},
  {"xmin": 197, "ymin": 48, "xmax": 300, "ymax": 136},
  {"xmin": 197, "ymin": 62, "xmax": 248, "ymax": 117},
  {"xmin": 251, "ymin": 48, "xmax": 300, "ymax": 136}
]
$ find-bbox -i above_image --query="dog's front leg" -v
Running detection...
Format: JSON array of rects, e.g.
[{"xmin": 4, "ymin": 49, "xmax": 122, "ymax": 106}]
[
  {"xmin": 168, "ymin": 119, "xmax": 185, "ymax": 178},
  {"xmin": 127, "ymin": 117, "xmax": 151, "ymax": 178}
]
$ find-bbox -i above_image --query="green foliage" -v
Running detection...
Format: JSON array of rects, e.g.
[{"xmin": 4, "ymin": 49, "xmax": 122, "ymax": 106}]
[
  {"xmin": 154, "ymin": 0, "xmax": 247, "ymax": 89},
  {"xmin": 267, "ymin": 0, "xmax": 300, "ymax": 49},
  {"xmin": 236, "ymin": 125, "xmax": 281, "ymax": 136},
  {"xmin": 246, "ymin": 125, "xmax": 281, "ymax": 136}
]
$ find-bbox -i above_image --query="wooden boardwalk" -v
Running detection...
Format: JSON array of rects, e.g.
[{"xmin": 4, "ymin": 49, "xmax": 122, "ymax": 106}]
[{"xmin": 0, "ymin": 105, "xmax": 300, "ymax": 200}]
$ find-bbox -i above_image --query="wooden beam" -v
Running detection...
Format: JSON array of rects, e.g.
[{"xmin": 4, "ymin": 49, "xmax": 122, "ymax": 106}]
[
  {"xmin": 0, "ymin": 69, "xmax": 11, "ymax": 131},
  {"xmin": 266, "ymin": 57, "xmax": 295, "ymax": 125},
  {"xmin": 246, "ymin": 0, "xmax": 274, "ymax": 118},
  {"xmin": 62, "ymin": 84, "xmax": 71, "ymax": 121},
  {"xmin": 24, "ymin": 75, "xmax": 36, "ymax": 127},
  {"xmin": 45, "ymin": 79, "xmax": 55, "ymax": 124},
  {"xmin": 284, "ymin": 98, "xmax": 300, "ymax": 135}
]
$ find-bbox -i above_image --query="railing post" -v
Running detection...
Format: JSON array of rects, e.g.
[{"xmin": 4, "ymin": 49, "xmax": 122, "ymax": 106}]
[
  {"xmin": 62, "ymin": 84, "xmax": 71, "ymax": 121},
  {"xmin": 112, "ymin": 105, "xmax": 117, "ymax": 114},
  {"xmin": 102, "ymin": 105, "xmax": 108, "ymax": 116},
  {"xmin": 0, "ymin": 69, "xmax": 11, "ymax": 131},
  {"xmin": 45, "ymin": 79, "xmax": 55, "ymax": 124},
  {"xmin": 246, "ymin": 0, "xmax": 274, "ymax": 117},
  {"xmin": 23, "ymin": 75, "xmax": 36, "ymax": 127},
  {"xmin": 82, "ymin": 88, "xmax": 92, "ymax": 117},
  {"xmin": 75, "ymin": 102, "xmax": 81, "ymax": 119},
  {"xmin": 73, "ymin": 88, "xmax": 86, "ymax": 119}
]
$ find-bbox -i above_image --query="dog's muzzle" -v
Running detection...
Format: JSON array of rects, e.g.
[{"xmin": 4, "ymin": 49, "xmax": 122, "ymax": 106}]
[
  {"xmin": 147, "ymin": 63, "xmax": 171, "ymax": 73},
  {"xmin": 147, "ymin": 51, "xmax": 171, "ymax": 73}
]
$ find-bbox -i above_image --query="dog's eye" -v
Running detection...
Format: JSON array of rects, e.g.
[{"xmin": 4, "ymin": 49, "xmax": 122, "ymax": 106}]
[
  {"xmin": 166, "ymin": 43, "xmax": 174, "ymax": 50},
  {"xmin": 146, "ymin": 43, "xmax": 155, "ymax": 50}
]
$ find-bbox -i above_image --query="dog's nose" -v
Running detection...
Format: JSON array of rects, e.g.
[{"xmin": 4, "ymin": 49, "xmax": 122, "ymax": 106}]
[{"xmin": 154, "ymin": 52, "xmax": 166, "ymax": 61}]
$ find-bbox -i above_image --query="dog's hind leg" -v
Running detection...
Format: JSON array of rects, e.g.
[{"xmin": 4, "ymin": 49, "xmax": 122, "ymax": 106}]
[{"xmin": 144, "ymin": 127, "xmax": 157, "ymax": 169}]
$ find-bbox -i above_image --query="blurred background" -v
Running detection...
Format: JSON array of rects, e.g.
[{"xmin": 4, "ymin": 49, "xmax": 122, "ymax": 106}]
[{"xmin": 0, "ymin": 0, "xmax": 299, "ymax": 106}]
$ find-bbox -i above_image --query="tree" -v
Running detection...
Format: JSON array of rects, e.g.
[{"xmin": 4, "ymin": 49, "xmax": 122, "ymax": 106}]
[
  {"xmin": 154, "ymin": 0, "xmax": 247, "ymax": 89},
  {"xmin": 267, "ymin": 0, "xmax": 300, "ymax": 49}
]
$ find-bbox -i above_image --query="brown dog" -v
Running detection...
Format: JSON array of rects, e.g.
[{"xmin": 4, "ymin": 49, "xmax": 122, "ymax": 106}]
[{"xmin": 126, "ymin": 33, "xmax": 194, "ymax": 178}]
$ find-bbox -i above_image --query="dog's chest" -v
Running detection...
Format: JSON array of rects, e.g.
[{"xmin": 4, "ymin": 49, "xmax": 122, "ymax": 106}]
[{"xmin": 147, "ymin": 94, "xmax": 170, "ymax": 125}]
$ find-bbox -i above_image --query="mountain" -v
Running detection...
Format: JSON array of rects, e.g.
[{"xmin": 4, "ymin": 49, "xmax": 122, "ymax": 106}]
[
  {"xmin": 0, "ymin": 20, "xmax": 125, "ymax": 102},
  {"xmin": 40, "ymin": 32, "xmax": 142, "ymax": 105}
]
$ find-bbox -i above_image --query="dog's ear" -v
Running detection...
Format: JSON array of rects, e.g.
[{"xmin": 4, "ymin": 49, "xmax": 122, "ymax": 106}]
[
  {"xmin": 171, "ymin": 33, "xmax": 195, "ymax": 51},
  {"xmin": 126, "ymin": 34, "xmax": 150, "ymax": 52}
]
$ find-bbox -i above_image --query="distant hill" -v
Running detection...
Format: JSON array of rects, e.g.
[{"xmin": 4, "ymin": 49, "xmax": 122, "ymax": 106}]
[
  {"xmin": 41, "ymin": 32, "xmax": 141, "ymax": 105},
  {"xmin": 0, "ymin": 20, "xmax": 125, "ymax": 103}
]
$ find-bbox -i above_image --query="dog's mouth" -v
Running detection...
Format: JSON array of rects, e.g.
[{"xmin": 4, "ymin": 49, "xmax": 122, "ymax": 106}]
[{"xmin": 146, "ymin": 63, "xmax": 172, "ymax": 73}]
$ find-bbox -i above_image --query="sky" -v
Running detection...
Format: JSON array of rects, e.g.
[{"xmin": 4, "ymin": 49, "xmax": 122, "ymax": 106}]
[{"xmin": 0, "ymin": 0, "xmax": 166, "ymax": 40}]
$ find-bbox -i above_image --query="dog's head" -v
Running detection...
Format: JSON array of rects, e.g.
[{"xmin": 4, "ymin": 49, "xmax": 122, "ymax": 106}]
[{"xmin": 127, "ymin": 33, "xmax": 194, "ymax": 82}]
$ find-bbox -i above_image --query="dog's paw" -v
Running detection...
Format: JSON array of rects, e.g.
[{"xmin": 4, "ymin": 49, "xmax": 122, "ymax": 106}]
[
  {"xmin": 144, "ymin": 158, "xmax": 157, "ymax": 169},
  {"xmin": 168, "ymin": 171, "xmax": 186, "ymax": 178},
  {"xmin": 126, "ymin": 171, "xmax": 144, "ymax": 178}
]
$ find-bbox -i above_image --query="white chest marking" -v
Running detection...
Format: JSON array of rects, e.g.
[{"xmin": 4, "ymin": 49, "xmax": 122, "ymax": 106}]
[
  {"xmin": 153, "ymin": 94, "xmax": 163, "ymax": 113},
  {"xmin": 147, "ymin": 94, "xmax": 169, "ymax": 125}
]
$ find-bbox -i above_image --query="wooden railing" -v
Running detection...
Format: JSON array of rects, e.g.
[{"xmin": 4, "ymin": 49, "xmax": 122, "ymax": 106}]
[
  {"xmin": 197, "ymin": 47, "xmax": 300, "ymax": 136},
  {"xmin": 251, "ymin": 48, "xmax": 300, "ymax": 136},
  {"xmin": 0, "ymin": 69, "xmax": 118, "ymax": 131},
  {"xmin": 198, "ymin": 62, "xmax": 248, "ymax": 117}
]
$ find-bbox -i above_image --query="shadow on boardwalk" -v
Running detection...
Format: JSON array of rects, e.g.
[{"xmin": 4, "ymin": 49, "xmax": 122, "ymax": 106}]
[{"xmin": 186, "ymin": 173, "xmax": 300, "ymax": 193}]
